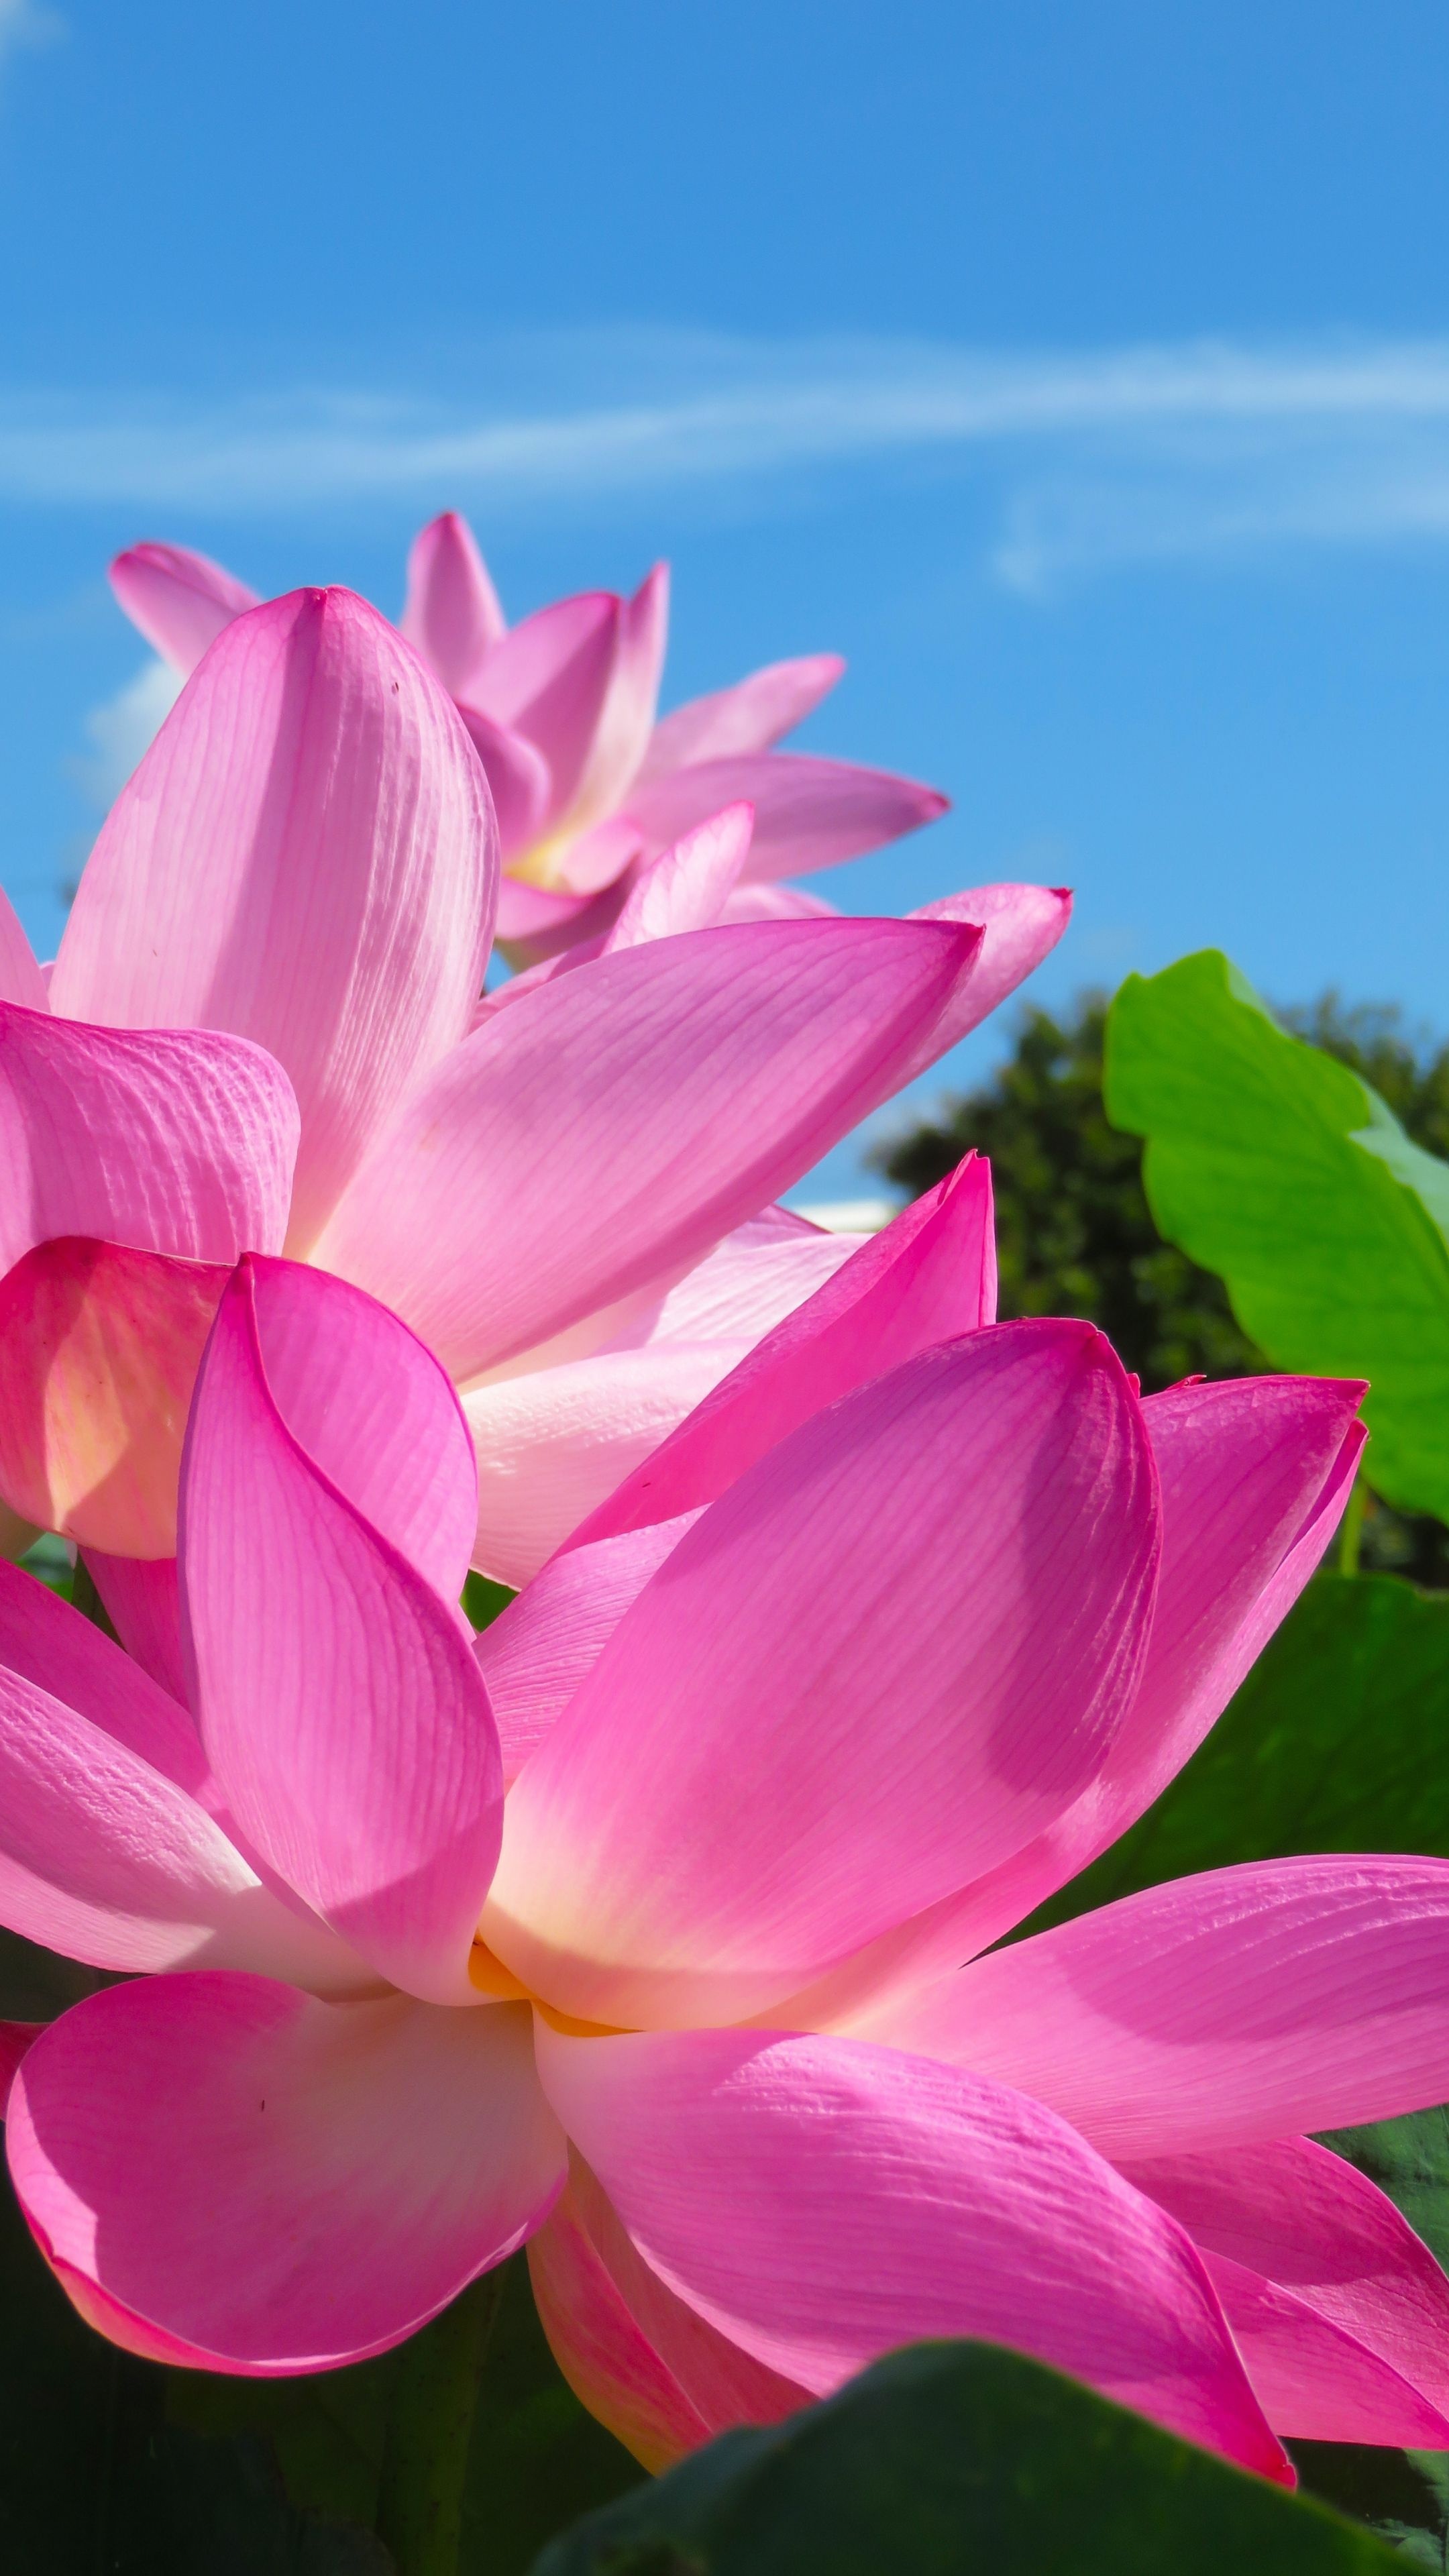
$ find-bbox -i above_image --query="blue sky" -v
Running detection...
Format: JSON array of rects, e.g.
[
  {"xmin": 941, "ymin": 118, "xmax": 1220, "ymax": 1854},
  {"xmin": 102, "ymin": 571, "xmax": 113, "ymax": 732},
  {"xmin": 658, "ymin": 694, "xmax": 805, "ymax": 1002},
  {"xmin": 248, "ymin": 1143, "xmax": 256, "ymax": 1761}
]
[{"xmin": 3, "ymin": 0, "xmax": 1449, "ymax": 1193}]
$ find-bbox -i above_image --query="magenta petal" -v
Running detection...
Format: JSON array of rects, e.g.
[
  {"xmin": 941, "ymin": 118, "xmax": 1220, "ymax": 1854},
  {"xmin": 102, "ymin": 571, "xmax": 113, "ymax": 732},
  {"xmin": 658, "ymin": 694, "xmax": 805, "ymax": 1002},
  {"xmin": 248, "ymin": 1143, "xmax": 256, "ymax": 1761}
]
[
  {"xmin": 53, "ymin": 588, "xmax": 496, "ymax": 1252},
  {"xmin": 877, "ymin": 1856, "xmax": 1449, "ymax": 2157},
  {"xmin": 180, "ymin": 1265, "xmax": 502, "ymax": 2003},
  {"xmin": 623, "ymin": 751, "xmax": 947, "ymax": 881},
  {"xmin": 529, "ymin": 2152, "xmax": 805, "ymax": 2470},
  {"xmin": 109, "ymin": 541, "xmax": 260, "ymax": 674},
  {"xmin": 568, "ymin": 1151, "xmax": 997, "ymax": 1552},
  {"xmin": 893, "ymin": 885, "xmax": 1072, "ymax": 1082},
  {"xmin": 0, "ymin": 1003, "xmax": 299, "ymax": 1271},
  {"xmin": 399, "ymin": 512, "xmax": 506, "ymax": 696},
  {"xmin": 0, "ymin": 2021, "xmax": 38, "ymax": 2106},
  {"xmin": 639, "ymin": 655, "xmax": 846, "ymax": 781},
  {"xmin": 85, "ymin": 1554, "xmax": 186, "ymax": 1704},
  {"xmin": 0, "ymin": 1554, "xmax": 203, "ymax": 1788},
  {"xmin": 535, "ymin": 2024, "xmax": 1286, "ymax": 2478},
  {"xmin": 9, "ymin": 1978, "xmax": 564, "ymax": 2370},
  {"xmin": 1123, "ymin": 2137, "xmax": 1449, "ymax": 2443},
  {"xmin": 316, "ymin": 916, "xmax": 984, "ymax": 1385},
  {"xmin": 245, "ymin": 1256, "xmax": 478, "ymax": 1605},
  {"xmin": 484, "ymin": 1321, "xmax": 1159, "ymax": 2029}
]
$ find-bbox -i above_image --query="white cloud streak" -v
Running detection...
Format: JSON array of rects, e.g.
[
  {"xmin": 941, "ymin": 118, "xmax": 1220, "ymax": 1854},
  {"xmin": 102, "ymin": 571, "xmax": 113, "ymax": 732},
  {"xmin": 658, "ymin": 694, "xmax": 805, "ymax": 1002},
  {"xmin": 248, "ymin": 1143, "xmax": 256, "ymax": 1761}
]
[
  {"xmin": 0, "ymin": 0, "xmax": 63, "ymax": 75},
  {"xmin": 15, "ymin": 331, "xmax": 1449, "ymax": 585}
]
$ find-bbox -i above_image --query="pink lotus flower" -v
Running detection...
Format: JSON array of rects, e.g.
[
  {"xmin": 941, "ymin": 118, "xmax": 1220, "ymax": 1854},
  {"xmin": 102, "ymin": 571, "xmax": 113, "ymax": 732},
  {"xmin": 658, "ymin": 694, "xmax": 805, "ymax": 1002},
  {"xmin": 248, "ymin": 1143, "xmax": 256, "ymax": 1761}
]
[
  {"xmin": 109, "ymin": 517, "xmax": 949, "ymax": 959},
  {"xmin": 3, "ymin": 1173, "xmax": 1446, "ymax": 2488},
  {"xmin": 0, "ymin": 584, "xmax": 1066, "ymax": 1633}
]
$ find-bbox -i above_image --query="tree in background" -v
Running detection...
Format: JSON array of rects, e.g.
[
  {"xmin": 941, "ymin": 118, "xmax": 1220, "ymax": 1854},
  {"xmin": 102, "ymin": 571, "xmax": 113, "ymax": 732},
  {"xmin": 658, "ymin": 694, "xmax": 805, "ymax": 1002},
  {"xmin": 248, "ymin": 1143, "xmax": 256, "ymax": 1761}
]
[{"xmin": 871, "ymin": 989, "xmax": 1449, "ymax": 1585}]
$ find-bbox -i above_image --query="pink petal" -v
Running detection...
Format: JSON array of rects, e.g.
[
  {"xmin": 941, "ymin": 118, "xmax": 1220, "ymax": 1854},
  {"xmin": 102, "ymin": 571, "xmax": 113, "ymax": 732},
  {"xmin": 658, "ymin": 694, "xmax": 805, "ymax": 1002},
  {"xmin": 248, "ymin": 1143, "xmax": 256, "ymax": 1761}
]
[
  {"xmin": 85, "ymin": 1553, "xmax": 186, "ymax": 1703},
  {"xmin": 468, "ymin": 591, "xmax": 621, "ymax": 833},
  {"xmin": 720, "ymin": 882, "xmax": 837, "ymax": 923},
  {"xmin": 535, "ymin": 2023, "xmax": 1287, "ymax": 2479},
  {"xmin": 622, "ymin": 751, "xmax": 948, "ymax": 881},
  {"xmin": 604, "ymin": 802, "xmax": 753, "ymax": 948},
  {"xmin": 455, "ymin": 706, "xmax": 553, "ymax": 860},
  {"xmin": 179, "ymin": 1264, "xmax": 502, "ymax": 2004},
  {"xmin": 0, "ymin": 1002, "xmax": 299, "ymax": 1273},
  {"xmin": 466, "ymin": 1345, "xmax": 747, "ymax": 1589},
  {"xmin": 874, "ymin": 1856, "xmax": 1449, "ymax": 2158},
  {"xmin": 639, "ymin": 655, "xmax": 846, "ymax": 782},
  {"xmin": 315, "ymin": 915, "xmax": 985, "ymax": 1387},
  {"xmin": 0, "ymin": 890, "xmax": 48, "ymax": 1014},
  {"xmin": 484, "ymin": 1321, "xmax": 1159, "ymax": 2029},
  {"xmin": 566, "ymin": 1150, "xmax": 996, "ymax": 1552},
  {"xmin": 0, "ymin": 1644, "xmax": 361, "ymax": 1988},
  {"xmin": 0, "ymin": 1553, "xmax": 203, "ymax": 1788},
  {"xmin": 1124, "ymin": 2137, "xmax": 1449, "ymax": 2443},
  {"xmin": 0, "ymin": 1240, "xmax": 229, "ymax": 1557},
  {"xmin": 53, "ymin": 589, "xmax": 496, "ymax": 1253},
  {"xmin": 474, "ymin": 1519, "xmax": 696, "ymax": 1784},
  {"xmin": 9, "ymin": 1977, "xmax": 564, "ymax": 2369},
  {"xmin": 529, "ymin": 2151, "xmax": 804, "ymax": 2470},
  {"xmin": 888, "ymin": 884, "xmax": 1073, "ymax": 1086},
  {"xmin": 635, "ymin": 1206, "xmax": 861, "ymax": 1343},
  {"xmin": 549, "ymin": 815, "xmax": 647, "ymax": 898},
  {"xmin": 798, "ymin": 1372, "xmax": 1366, "ymax": 2021},
  {"xmin": 243, "ymin": 1255, "xmax": 478, "ymax": 1605},
  {"xmin": 561, "ymin": 564, "xmax": 669, "ymax": 836},
  {"xmin": 493, "ymin": 875, "xmax": 603, "ymax": 947},
  {"xmin": 398, "ymin": 511, "xmax": 506, "ymax": 696},
  {"xmin": 109, "ymin": 541, "xmax": 260, "ymax": 675}
]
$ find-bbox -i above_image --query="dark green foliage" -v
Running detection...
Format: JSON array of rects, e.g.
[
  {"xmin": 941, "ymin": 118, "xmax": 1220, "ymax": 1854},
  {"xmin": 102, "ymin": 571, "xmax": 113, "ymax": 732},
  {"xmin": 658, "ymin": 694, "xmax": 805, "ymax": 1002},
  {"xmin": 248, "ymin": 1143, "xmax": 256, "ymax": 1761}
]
[{"xmin": 529, "ymin": 2340, "xmax": 1399, "ymax": 2575}]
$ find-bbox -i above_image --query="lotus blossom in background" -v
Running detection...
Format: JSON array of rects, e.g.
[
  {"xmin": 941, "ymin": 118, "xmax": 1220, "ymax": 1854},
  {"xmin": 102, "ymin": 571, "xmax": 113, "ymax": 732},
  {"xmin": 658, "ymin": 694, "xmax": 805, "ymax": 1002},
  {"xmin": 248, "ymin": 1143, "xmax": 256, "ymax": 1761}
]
[
  {"xmin": 0, "ymin": 581, "xmax": 1068, "ymax": 1660},
  {"xmin": 109, "ymin": 514, "xmax": 949, "ymax": 960},
  {"xmin": 3, "ymin": 1191, "xmax": 1449, "ymax": 2487}
]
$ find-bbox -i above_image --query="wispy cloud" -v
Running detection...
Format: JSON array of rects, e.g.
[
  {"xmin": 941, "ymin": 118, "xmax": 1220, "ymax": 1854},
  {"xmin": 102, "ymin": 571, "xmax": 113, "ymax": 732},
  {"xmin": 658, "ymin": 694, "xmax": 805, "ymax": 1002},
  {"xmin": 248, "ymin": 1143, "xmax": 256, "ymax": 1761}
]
[
  {"xmin": 0, "ymin": 0, "xmax": 64, "ymax": 78},
  {"xmin": 15, "ymin": 331, "xmax": 1449, "ymax": 585}
]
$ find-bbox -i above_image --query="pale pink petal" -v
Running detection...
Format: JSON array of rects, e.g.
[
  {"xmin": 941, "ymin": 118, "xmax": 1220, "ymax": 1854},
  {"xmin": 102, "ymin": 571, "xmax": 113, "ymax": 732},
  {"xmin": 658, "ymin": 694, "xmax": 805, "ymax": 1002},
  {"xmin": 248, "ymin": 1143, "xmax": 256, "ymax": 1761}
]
[
  {"xmin": 468, "ymin": 592, "xmax": 621, "ymax": 832},
  {"xmin": 0, "ymin": 890, "xmax": 48, "ymax": 1014},
  {"xmin": 0, "ymin": 1554, "xmax": 202, "ymax": 1787},
  {"xmin": 0, "ymin": 1240, "xmax": 228, "ymax": 1557},
  {"xmin": 798, "ymin": 1373, "xmax": 1365, "ymax": 2021},
  {"xmin": 1123, "ymin": 2137, "xmax": 1449, "ymax": 2442},
  {"xmin": 720, "ymin": 882, "xmax": 837, "ymax": 923},
  {"xmin": 484, "ymin": 1321, "xmax": 1158, "ymax": 2029},
  {"xmin": 85, "ymin": 1554, "xmax": 186, "ymax": 1704},
  {"xmin": 244, "ymin": 1256, "xmax": 478, "ymax": 1605},
  {"xmin": 639, "ymin": 655, "xmax": 845, "ymax": 782},
  {"xmin": 9, "ymin": 1978, "xmax": 564, "ymax": 2369},
  {"xmin": 566, "ymin": 1152, "xmax": 996, "ymax": 1550},
  {"xmin": 548, "ymin": 816, "xmax": 647, "ymax": 898},
  {"xmin": 53, "ymin": 590, "xmax": 496, "ymax": 1253},
  {"xmin": 635, "ymin": 1208, "xmax": 860, "ymax": 1345},
  {"xmin": 180, "ymin": 1265, "xmax": 502, "ymax": 2004},
  {"xmin": 315, "ymin": 916, "xmax": 985, "ymax": 1387},
  {"xmin": 561, "ymin": 565, "xmax": 669, "ymax": 836},
  {"xmin": 604, "ymin": 802, "xmax": 753, "ymax": 949},
  {"xmin": 474, "ymin": 1519, "xmax": 697, "ymax": 1784},
  {"xmin": 622, "ymin": 752, "xmax": 947, "ymax": 881},
  {"xmin": 0, "ymin": 1651, "xmax": 362, "ymax": 1988},
  {"xmin": 465, "ymin": 1345, "xmax": 747, "ymax": 1589},
  {"xmin": 0, "ymin": 1003, "xmax": 299, "ymax": 1273},
  {"xmin": 873, "ymin": 1858, "xmax": 1449, "ymax": 2158},
  {"xmin": 529, "ymin": 2151, "xmax": 804, "ymax": 2470},
  {"xmin": 398, "ymin": 512, "xmax": 505, "ymax": 695},
  {"xmin": 109, "ymin": 542, "xmax": 260, "ymax": 675},
  {"xmin": 455, "ymin": 706, "xmax": 552, "ymax": 860},
  {"xmin": 535, "ymin": 2023, "xmax": 1286, "ymax": 2479}
]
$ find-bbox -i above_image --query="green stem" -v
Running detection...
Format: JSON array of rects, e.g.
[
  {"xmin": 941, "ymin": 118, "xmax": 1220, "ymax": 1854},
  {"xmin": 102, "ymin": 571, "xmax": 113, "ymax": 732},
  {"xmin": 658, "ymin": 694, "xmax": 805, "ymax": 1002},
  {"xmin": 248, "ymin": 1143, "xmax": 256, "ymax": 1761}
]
[
  {"xmin": 1337, "ymin": 1474, "xmax": 1367, "ymax": 1579},
  {"xmin": 375, "ymin": 2272, "xmax": 505, "ymax": 2575}
]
